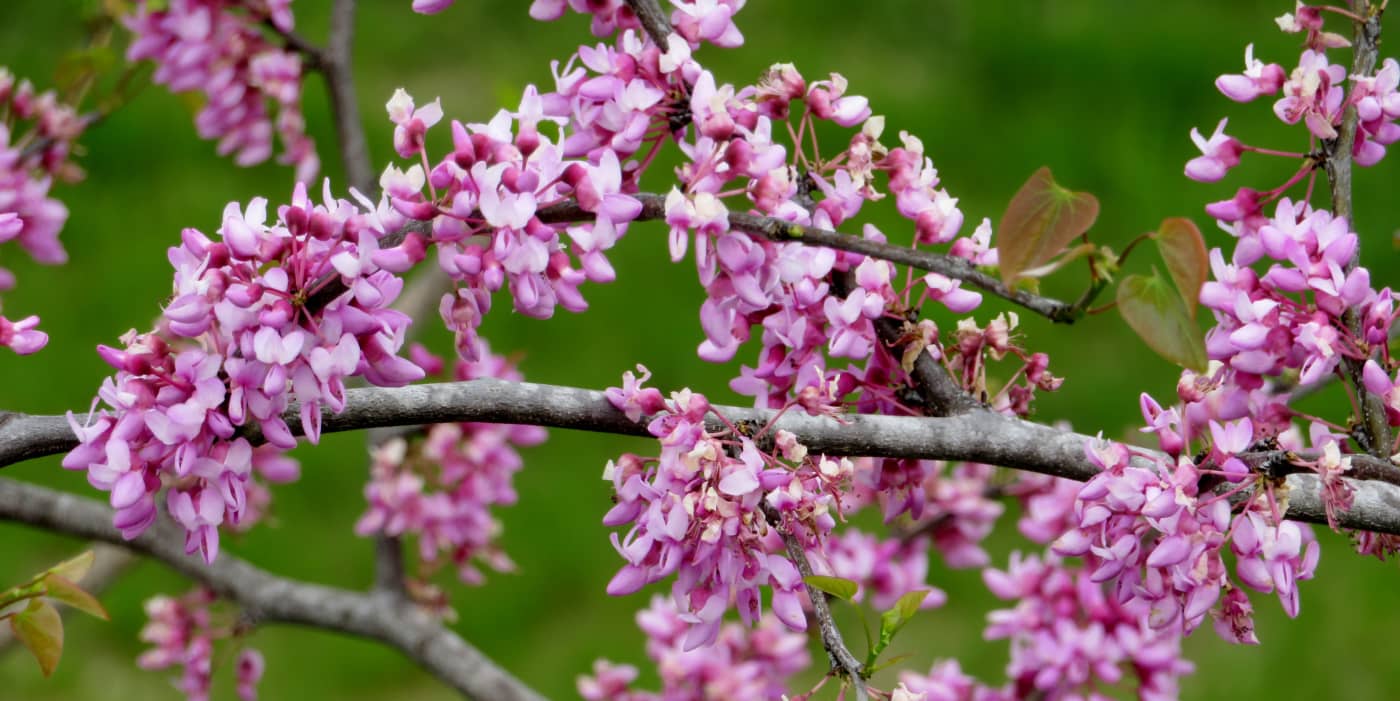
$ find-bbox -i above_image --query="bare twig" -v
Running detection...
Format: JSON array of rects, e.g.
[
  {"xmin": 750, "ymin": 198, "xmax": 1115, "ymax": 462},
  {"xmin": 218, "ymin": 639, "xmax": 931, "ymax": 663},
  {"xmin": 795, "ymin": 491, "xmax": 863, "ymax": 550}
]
[
  {"xmin": 1322, "ymin": 1, "xmax": 1391, "ymax": 457},
  {"xmin": 5, "ymin": 378, "xmax": 1400, "ymax": 535},
  {"xmin": 0, "ymin": 478, "xmax": 546, "ymax": 701}
]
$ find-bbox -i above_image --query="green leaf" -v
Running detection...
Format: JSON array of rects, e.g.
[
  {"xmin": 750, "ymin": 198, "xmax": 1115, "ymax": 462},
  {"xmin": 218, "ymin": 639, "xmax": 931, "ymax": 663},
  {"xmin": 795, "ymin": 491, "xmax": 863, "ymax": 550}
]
[
  {"xmin": 865, "ymin": 590, "xmax": 930, "ymax": 668},
  {"xmin": 1117, "ymin": 272, "xmax": 1208, "ymax": 371},
  {"xmin": 11, "ymin": 599, "xmax": 63, "ymax": 677},
  {"xmin": 41, "ymin": 575, "xmax": 108, "ymax": 621},
  {"xmin": 1154, "ymin": 217, "xmax": 1208, "ymax": 319},
  {"xmin": 996, "ymin": 167, "xmax": 1101, "ymax": 285},
  {"xmin": 804, "ymin": 575, "xmax": 858, "ymax": 601},
  {"xmin": 46, "ymin": 551, "xmax": 96, "ymax": 584}
]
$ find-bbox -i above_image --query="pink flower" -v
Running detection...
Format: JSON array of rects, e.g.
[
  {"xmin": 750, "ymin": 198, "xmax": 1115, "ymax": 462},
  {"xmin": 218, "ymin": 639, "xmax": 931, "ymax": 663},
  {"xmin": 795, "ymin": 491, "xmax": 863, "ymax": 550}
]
[
  {"xmin": 1185, "ymin": 119, "xmax": 1243, "ymax": 182},
  {"xmin": 1215, "ymin": 44, "xmax": 1286, "ymax": 102}
]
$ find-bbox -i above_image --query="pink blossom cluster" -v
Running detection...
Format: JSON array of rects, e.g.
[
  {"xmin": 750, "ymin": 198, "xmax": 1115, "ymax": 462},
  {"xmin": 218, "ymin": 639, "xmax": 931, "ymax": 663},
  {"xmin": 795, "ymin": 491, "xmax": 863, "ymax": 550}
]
[
  {"xmin": 1188, "ymin": 5, "xmax": 1400, "ymax": 182},
  {"xmin": 356, "ymin": 342, "xmax": 547, "ymax": 586},
  {"xmin": 814, "ymin": 528, "xmax": 946, "ymax": 610},
  {"xmin": 138, "ymin": 587, "xmax": 264, "ymax": 701},
  {"xmin": 663, "ymin": 63, "xmax": 1004, "ymax": 409},
  {"xmin": 64, "ymin": 180, "xmax": 422, "ymax": 563},
  {"xmin": 980, "ymin": 551, "xmax": 1193, "ymax": 701},
  {"xmin": 601, "ymin": 366, "xmax": 846, "ymax": 648},
  {"xmin": 125, "ymin": 0, "xmax": 317, "ymax": 182},
  {"xmin": 0, "ymin": 69, "xmax": 86, "ymax": 354},
  {"xmin": 1199, "ymin": 198, "xmax": 1386, "ymax": 389},
  {"xmin": 376, "ymin": 82, "xmax": 644, "ymax": 360},
  {"xmin": 578, "ymin": 595, "xmax": 809, "ymax": 701},
  {"xmin": 1055, "ymin": 434, "xmax": 1320, "ymax": 644},
  {"xmin": 853, "ymin": 458, "xmax": 1005, "ymax": 568}
]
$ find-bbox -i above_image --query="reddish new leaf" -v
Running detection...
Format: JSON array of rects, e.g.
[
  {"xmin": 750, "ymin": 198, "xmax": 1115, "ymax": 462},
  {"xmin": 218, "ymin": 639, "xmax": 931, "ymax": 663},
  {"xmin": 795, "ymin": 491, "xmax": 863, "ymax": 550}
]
[
  {"xmin": 1155, "ymin": 217, "xmax": 1208, "ymax": 318},
  {"xmin": 1118, "ymin": 272, "xmax": 1208, "ymax": 371},
  {"xmin": 41, "ymin": 575, "xmax": 108, "ymax": 621},
  {"xmin": 11, "ymin": 599, "xmax": 63, "ymax": 677},
  {"xmin": 997, "ymin": 167, "xmax": 1101, "ymax": 285}
]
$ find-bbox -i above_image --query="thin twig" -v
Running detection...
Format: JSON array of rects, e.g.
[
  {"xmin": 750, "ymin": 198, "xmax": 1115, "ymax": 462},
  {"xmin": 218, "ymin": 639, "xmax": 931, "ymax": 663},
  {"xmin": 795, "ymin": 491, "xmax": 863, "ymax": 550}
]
[
  {"xmin": 0, "ymin": 478, "xmax": 547, "ymax": 701},
  {"xmin": 762, "ymin": 504, "xmax": 868, "ymax": 701}
]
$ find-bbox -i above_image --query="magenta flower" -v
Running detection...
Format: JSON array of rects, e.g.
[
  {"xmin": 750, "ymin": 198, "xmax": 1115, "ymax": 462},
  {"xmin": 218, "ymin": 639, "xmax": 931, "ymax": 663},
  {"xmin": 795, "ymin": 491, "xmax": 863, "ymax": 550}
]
[
  {"xmin": 1185, "ymin": 119, "xmax": 1243, "ymax": 182},
  {"xmin": 1215, "ymin": 44, "xmax": 1286, "ymax": 102}
]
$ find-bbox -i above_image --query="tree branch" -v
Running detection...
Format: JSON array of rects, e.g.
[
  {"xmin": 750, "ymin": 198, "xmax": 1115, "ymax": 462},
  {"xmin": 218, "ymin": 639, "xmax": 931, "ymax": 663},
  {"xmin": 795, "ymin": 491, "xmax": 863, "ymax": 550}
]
[
  {"xmin": 303, "ymin": 195, "xmax": 1076, "ymax": 329},
  {"xmin": 1323, "ymin": 2, "xmax": 1391, "ymax": 458},
  {"xmin": 5, "ymin": 379, "xmax": 1400, "ymax": 534},
  {"xmin": 322, "ymin": 0, "xmax": 375, "ymax": 194},
  {"xmin": 622, "ymin": 0, "xmax": 674, "ymax": 46},
  {"xmin": 0, "ymin": 478, "xmax": 546, "ymax": 701},
  {"xmin": 610, "ymin": 195, "xmax": 1077, "ymax": 322}
]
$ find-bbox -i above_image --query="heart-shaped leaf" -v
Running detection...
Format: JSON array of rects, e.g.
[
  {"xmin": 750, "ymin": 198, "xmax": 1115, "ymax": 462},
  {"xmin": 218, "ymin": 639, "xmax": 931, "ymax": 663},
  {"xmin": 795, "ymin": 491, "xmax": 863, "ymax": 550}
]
[
  {"xmin": 996, "ymin": 167, "xmax": 1101, "ymax": 285},
  {"xmin": 41, "ymin": 575, "xmax": 108, "ymax": 621},
  {"xmin": 1117, "ymin": 272, "xmax": 1208, "ymax": 371},
  {"xmin": 804, "ymin": 575, "xmax": 858, "ymax": 601},
  {"xmin": 1155, "ymin": 217, "xmax": 1208, "ymax": 318},
  {"xmin": 11, "ymin": 599, "xmax": 63, "ymax": 677}
]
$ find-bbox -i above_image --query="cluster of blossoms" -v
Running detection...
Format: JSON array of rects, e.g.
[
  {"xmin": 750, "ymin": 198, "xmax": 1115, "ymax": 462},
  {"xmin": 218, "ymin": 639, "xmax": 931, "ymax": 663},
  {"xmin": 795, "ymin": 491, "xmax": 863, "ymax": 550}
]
[
  {"xmin": 1188, "ymin": 4, "xmax": 1400, "ymax": 183},
  {"xmin": 125, "ymin": 0, "xmax": 317, "ymax": 182},
  {"xmin": 579, "ymin": 595, "xmax": 808, "ymax": 701},
  {"xmin": 376, "ymin": 83, "xmax": 644, "ymax": 360},
  {"xmin": 878, "ymin": 463, "xmax": 1195, "ymax": 700},
  {"xmin": 356, "ymin": 342, "xmax": 546, "ymax": 588},
  {"xmin": 814, "ymin": 528, "xmax": 946, "ymax": 611},
  {"xmin": 63, "ymin": 179, "xmax": 423, "ymax": 563},
  {"xmin": 138, "ymin": 587, "xmax": 264, "ymax": 701},
  {"xmin": 1054, "ymin": 436, "xmax": 1320, "ymax": 644},
  {"xmin": 0, "ymin": 69, "xmax": 86, "ymax": 354},
  {"xmin": 849, "ymin": 457, "xmax": 1005, "ymax": 568},
  {"xmin": 601, "ymin": 366, "xmax": 842, "ymax": 647}
]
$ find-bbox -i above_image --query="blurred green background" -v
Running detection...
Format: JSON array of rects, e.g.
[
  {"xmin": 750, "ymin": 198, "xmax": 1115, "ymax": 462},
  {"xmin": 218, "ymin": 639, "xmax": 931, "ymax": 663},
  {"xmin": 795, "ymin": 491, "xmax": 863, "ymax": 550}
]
[{"xmin": 2, "ymin": 1, "xmax": 1399, "ymax": 699}]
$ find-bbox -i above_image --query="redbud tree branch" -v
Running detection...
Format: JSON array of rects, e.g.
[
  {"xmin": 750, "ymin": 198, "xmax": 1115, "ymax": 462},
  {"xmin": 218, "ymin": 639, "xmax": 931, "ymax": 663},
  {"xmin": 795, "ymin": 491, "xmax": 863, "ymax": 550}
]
[
  {"xmin": 265, "ymin": 0, "xmax": 375, "ymax": 194},
  {"xmin": 622, "ymin": 0, "xmax": 674, "ymax": 47},
  {"xmin": 1323, "ymin": 1, "xmax": 1392, "ymax": 458},
  {"xmin": 3, "ymin": 378, "xmax": 1399, "ymax": 535},
  {"xmin": 323, "ymin": 0, "xmax": 375, "ymax": 194},
  {"xmin": 0, "ymin": 478, "xmax": 546, "ymax": 701},
  {"xmin": 304, "ymin": 196, "xmax": 1078, "ymax": 325}
]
